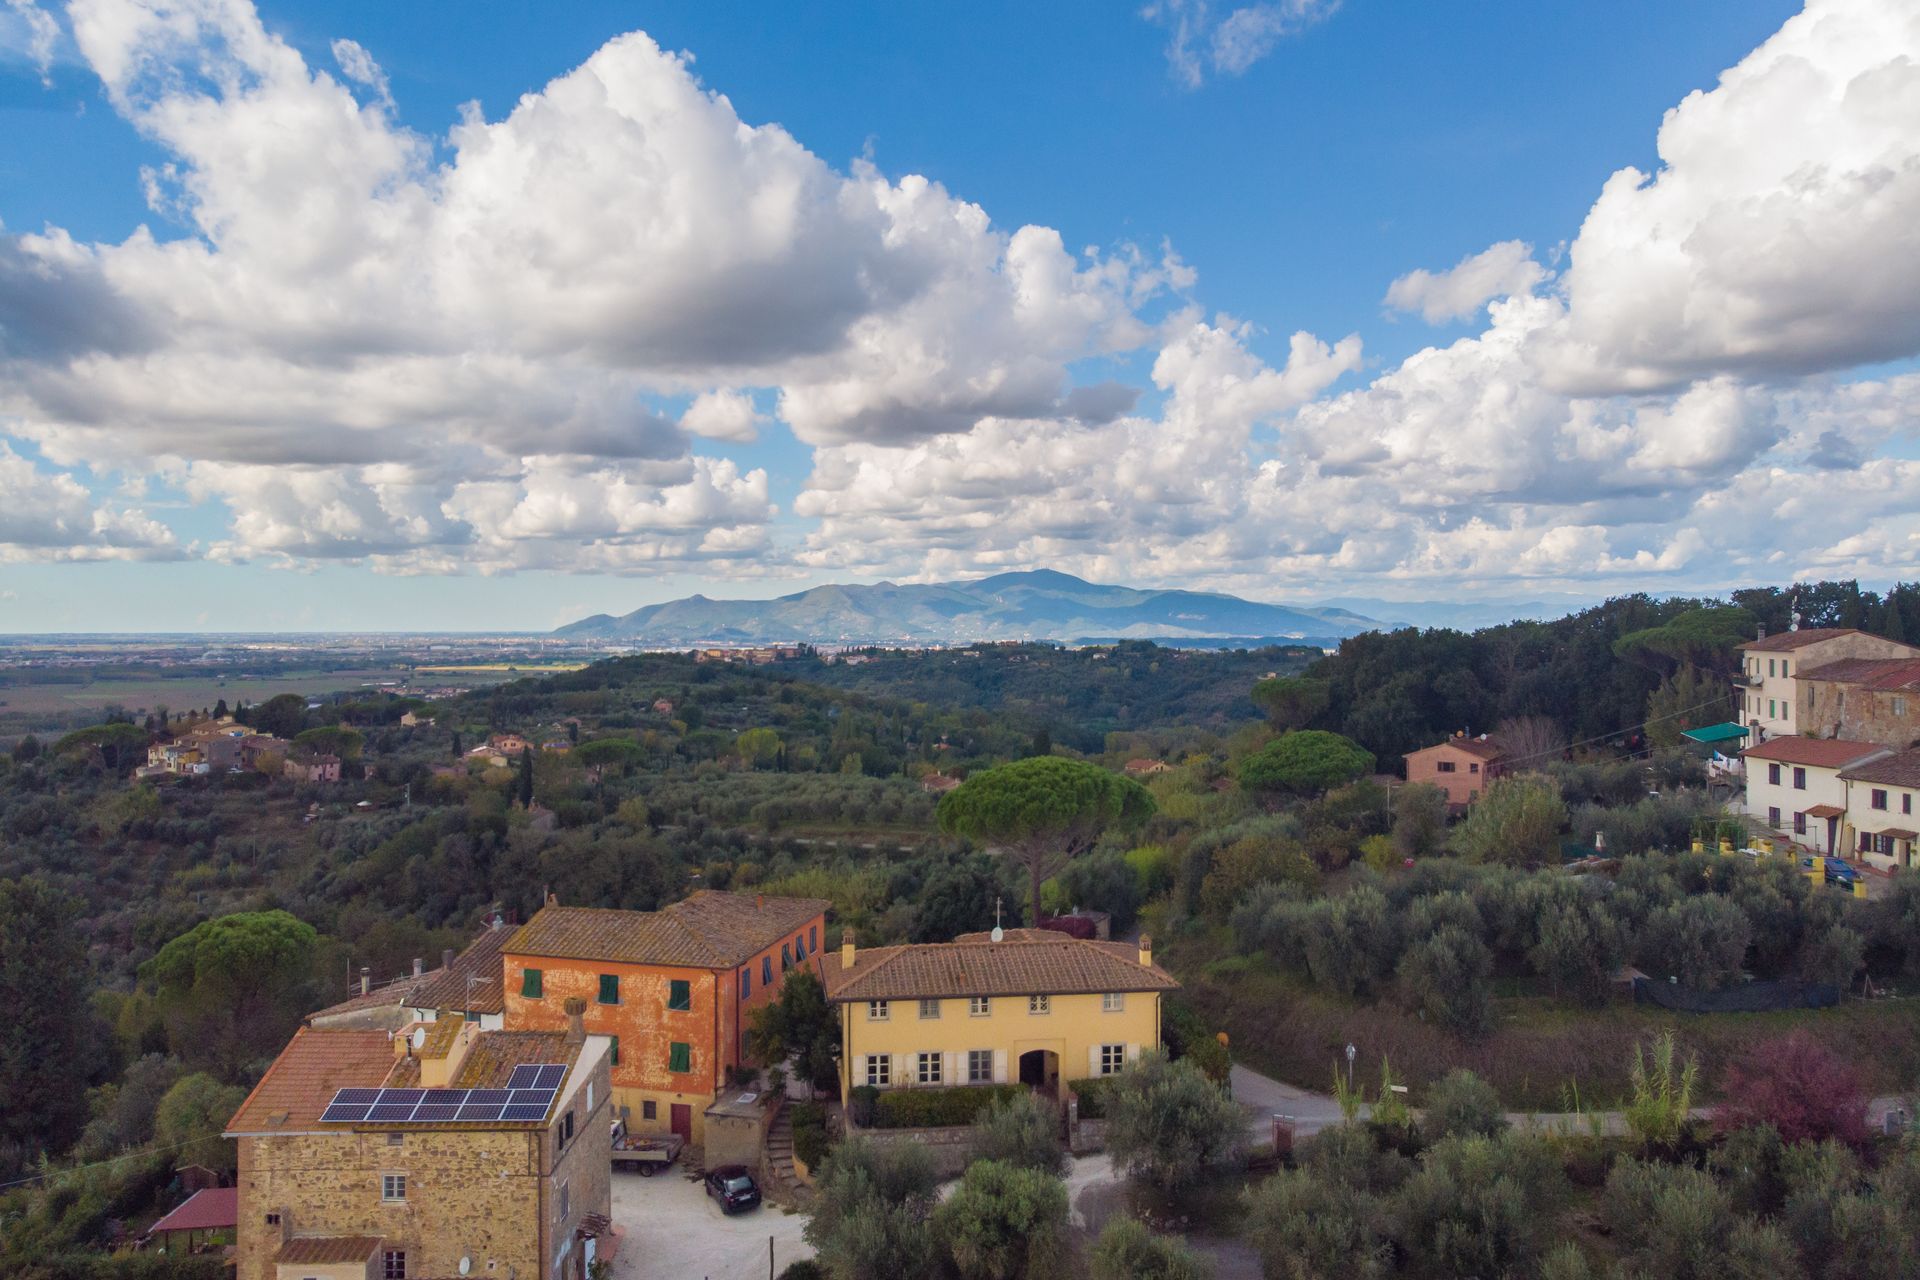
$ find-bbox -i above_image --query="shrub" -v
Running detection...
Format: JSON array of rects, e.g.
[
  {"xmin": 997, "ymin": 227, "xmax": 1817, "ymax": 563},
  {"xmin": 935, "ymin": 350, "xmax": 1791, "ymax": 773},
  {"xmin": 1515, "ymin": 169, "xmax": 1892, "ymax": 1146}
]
[
  {"xmin": 1421, "ymin": 1069, "xmax": 1507, "ymax": 1143},
  {"xmin": 777, "ymin": 1263, "xmax": 827, "ymax": 1280},
  {"xmin": 871, "ymin": 1084, "xmax": 1026, "ymax": 1130},
  {"xmin": 1105, "ymin": 1052, "xmax": 1246, "ymax": 1192},
  {"xmin": 1636, "ymin": 895, "xmax": 1751, "ymax": 990},
  {"xmin": 1071, "ymin": 1075, "xmax": 1119, "ymax": 1120},
  {"xmin": 847, "ymin": 1085, "xmax": 880, "ymax": 1128},
  {"xmin": 1090, "ymin": 1216, "xmax": 1213, "ymax": 1280},
  {"xmin": 1392, "ymin": 782, "xmax": 1450, "ymax": 859},
  {"xmin": 1391, "ymin": 1133, "xmax": 1566, "ymax": 1280},
  {"xmin": 803, "ymin": 1137, "xmax": 939, "ymax": 1279},
  {"xmin": 1604, "ymin": 1158, "xmax": 1800, "ymax": 1278},
  {"xmin": 1244, "ymin": 1167, "xmax": 1390, "ymax": 1280},
  {"xmin": 930, "ymin": 1158, "xmax": 1071, "ymax": 1280},
  {"xmin": 1715, "ymin": 1032, "xmax": 1869, "ymax": 1149},
  {"xmin": 790, "ymin": 1101, "xmax": 832, "ymax": 1170},
  {"xmin": 971, "ymin": 1092, "xmax": 1067, "ymax": 1176},
  {"xmin": 1623, "ymin": 1030, "xmax": 1697, "ymax": 1154},
  {"xmin": 1450, "ymin": 774, "xmax": 1568, "ymax": 867},
  {"xmin": 1395, "ymin": 925, "xmax": 1493, "ymax": 1039}
]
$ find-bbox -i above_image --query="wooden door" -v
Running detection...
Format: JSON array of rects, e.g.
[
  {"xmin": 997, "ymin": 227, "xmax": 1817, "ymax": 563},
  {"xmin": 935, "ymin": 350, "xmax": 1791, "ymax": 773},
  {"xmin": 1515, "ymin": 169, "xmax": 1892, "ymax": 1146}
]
[{"xmin": 671, "ymin": 1103, "xmax": 692, "ymax": 1141}]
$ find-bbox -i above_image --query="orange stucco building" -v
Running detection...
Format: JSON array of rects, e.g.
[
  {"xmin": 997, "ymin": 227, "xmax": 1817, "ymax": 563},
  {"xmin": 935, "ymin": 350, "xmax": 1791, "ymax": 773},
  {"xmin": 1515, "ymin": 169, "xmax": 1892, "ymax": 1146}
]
[
  {"xmin": 502, "ymin": 892, "xmax": 829, "ymax": 1144},
  {"xmin": 1403, "ymin": 735, "xmax": 1505, "ymax": 809}
]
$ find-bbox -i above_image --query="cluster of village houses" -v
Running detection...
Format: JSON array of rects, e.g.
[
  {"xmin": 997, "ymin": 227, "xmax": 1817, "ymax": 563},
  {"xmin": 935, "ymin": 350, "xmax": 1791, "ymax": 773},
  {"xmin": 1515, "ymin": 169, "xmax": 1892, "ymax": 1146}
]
[
  {"xmin": 134, "ymin": 718, "xmax": 344, "ymax": 785},
  {"xmin": 207, "ymin": 889, "xmax": 1176, "ymax": 1280}
]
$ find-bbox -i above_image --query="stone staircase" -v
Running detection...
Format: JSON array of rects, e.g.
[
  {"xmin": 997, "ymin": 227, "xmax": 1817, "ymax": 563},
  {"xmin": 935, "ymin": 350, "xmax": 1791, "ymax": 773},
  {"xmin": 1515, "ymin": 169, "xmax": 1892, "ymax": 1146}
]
[{"xmin": 762, "ymin": 1102, "xmax": 807, "ymax": 1206}]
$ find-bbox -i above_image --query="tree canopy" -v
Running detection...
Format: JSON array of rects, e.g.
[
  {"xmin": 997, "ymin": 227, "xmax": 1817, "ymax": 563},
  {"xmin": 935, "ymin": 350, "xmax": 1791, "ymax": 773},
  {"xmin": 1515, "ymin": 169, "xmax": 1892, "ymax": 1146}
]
[
  {"xmin": 937, "ymin": 756, "xmax": 1154, "ymax": 926},
  {"xmin": 1250, "ymin": 676, "xmax": 1331, "ymax": 730},
  {"xmin": 139, "ymin": 909, "xmax": 320, "ymax": 1079},
  {"xmin": 0, "ymin": 878, "xmax": 92, "ymax": 1158},
  {"xmin": 1237, "ymin": 730, "xmax": 1375, "ymax": 798}
]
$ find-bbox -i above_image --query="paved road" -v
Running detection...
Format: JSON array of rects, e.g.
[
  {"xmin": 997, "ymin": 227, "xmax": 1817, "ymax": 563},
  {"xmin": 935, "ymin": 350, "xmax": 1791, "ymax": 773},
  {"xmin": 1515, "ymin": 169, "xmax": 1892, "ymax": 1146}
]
[{"xmin": 608, "ymin": 1164, "xmax": 811, "ymax": 1280}]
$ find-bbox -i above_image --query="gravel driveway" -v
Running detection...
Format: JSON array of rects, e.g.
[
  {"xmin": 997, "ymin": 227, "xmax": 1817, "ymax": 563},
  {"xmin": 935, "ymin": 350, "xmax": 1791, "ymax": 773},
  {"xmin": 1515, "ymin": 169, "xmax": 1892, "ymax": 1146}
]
[{"xmin": 608, "ymin": 1164, "xmax": 813, "ymax": 1280}]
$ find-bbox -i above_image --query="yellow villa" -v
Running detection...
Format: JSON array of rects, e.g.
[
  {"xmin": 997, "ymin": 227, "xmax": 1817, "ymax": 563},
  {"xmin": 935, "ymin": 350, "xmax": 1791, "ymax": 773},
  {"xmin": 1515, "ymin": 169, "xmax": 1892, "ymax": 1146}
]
[{"xmin": 821, "ymin": 927, "xmax": 1178, "ymax": 1099}]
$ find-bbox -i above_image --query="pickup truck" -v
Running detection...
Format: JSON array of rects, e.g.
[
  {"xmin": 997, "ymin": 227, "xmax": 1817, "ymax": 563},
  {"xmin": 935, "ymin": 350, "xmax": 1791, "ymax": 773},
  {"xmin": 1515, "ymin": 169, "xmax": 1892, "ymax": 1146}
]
[{"xmin": 610, "ymin": 1119, "xmax": 684, "ymax": 1176}]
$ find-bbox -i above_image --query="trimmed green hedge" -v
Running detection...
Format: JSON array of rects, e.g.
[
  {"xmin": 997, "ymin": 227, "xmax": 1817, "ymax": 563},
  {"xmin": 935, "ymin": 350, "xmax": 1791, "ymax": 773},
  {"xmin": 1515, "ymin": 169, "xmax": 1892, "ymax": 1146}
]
[
  {"xmin": 1071, "ymin": 1075, "xmax": 1121, "ymax": 1120},
  {"xmin": 790, "ymin": 1101, "xmax": 831, "ymax": 1168},
  {"xmin": 870, "ymin": 1084, "xmax": 1026, "ymax": 1129}
]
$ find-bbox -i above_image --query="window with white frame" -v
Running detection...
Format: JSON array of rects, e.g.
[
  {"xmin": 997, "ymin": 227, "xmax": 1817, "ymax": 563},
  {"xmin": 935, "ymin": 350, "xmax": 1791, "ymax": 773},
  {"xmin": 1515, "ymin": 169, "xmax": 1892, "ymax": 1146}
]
[
  {"xmin": 968, "ymin": 996, "xmax": 990, "ymax": 1017},
  {"xmin": 867, "ymin": 1000, "xmax": 890, "ymax": 1021},
  {"xmin": 1102, "ymin": 992, "xmax": 1124, "ymax": 1013},
  {"xmin": 1028, "ymin": 994, "xmax": 1050, "ymax": 1015},
  {"xmin": 383, "ymin": 1250, "xmax": 407, "ymax": 1280},
  {"xmin": 380, "ymin": 1173, "xmax": 407, "ymax": 1203},
  {"xmin": 866, "ymin": 1054, "xmax": 891, "ymax": 1087},
  {"xmin": 1098, "ymin": 1044, "xmax": 1125, "ymax": 1076},
  {"xmin": 967, "ymin": 1049, "xmax": 993, "ymax": 1083},
  {"xmin": 918, "ymin": 998, "xmax": 941, "ymax": 1019},
  {"xmin": 917, "ymin": 1052, "xmax": 942, "ymax": 1085}
]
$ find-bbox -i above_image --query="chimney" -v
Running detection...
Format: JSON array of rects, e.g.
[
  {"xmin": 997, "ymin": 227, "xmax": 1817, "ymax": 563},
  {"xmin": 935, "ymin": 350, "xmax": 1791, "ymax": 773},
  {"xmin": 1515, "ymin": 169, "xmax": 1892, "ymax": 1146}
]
[
  {"xmin": 563, "ymin": 996, "xmax": 586, "ymax": 1045},
  {"xmin": 546, "ymin": 891, "xmax": 558, "ymax": 907},
  {"xmin": 1138, "ymin": 935, "xmax": 1153, "ymax": 968},
  {"xmin": 841, "ymin": 931, "xmax": 856, "ymax": 969},
  {"xmin": 360, "ymin": 966, "xmax": 370, "ymax": 996},
  {"xmin": 411, "ymin": 957, "xmax": 423, "ymax": 978},
  {"xmin": 442, "ymin": 948, "xmax": 455, "ymax": 969},
  {"xmin": 1758, "ymin": 624, "xmax": 1767, "ymax": 640}
]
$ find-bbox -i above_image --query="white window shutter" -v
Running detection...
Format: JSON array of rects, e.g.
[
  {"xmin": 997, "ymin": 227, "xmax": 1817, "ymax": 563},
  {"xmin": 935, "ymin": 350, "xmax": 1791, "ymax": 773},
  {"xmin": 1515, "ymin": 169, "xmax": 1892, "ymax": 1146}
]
[
  {"xmin": 855, "ymin": 1054, "xmax": 867, "ymax": 1086},
  {"xmin": 944, "ymin": 1051, "xmax": 960, "ymax": 1085},
  {"xmin": 993, "ymin": 1049, "xmax": 1007, "ymax": 1084},
  {"xmin": 1126, "ymin": 1043, "xmax": 1140, "ymax": 1063},
  {"xmin": 1087, "ymin": 1045, "xmax": 1100, "ymax": 1077}
]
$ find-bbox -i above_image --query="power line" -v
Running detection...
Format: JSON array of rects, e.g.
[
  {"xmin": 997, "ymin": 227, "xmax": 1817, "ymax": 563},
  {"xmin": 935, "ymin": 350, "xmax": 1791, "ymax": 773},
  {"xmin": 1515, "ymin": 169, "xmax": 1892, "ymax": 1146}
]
[{"xmin": 1481, "ymin": 692, "xmax": 1741, "ymax": 772}]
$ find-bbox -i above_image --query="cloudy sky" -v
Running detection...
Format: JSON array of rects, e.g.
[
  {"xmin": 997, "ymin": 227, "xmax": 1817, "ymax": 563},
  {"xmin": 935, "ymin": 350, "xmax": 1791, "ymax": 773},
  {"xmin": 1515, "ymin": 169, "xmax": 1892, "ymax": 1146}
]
[{"xmin": 1, "ymin": 0, "xmax": 1916, "ymax": 631}]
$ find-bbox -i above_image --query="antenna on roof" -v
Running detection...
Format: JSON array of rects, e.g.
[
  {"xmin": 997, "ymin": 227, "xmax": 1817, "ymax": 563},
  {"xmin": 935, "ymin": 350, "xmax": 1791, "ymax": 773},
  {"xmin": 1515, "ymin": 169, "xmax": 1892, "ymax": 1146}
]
[
  {"xmin": 1790, "ymin": 592, "xmax": 1802, "ymax": 633},
  {"xmin": 991, "ymin": 896, "xmax": 1004, "ymax": 943}
]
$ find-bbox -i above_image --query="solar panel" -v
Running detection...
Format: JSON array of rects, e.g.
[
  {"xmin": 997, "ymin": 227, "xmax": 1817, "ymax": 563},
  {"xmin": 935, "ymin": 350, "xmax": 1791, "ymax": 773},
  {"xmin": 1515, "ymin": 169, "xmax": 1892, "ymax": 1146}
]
[
  {"xmin": 413, "ymin": 1104, "xmax": 461, "ymax": 1122},
  {"xmin": 510, "ymin": 1088, "xmax": 550, "ymax": 1106},
  {"xmin": 381, "ymin": 1089, "xmax": 426, "ymax": 1105},
  {"xmin": 533, "ymin": 1065, "xmax": 567, "ymax": 1090},
  {"xmin": 321, "ymin": 1073, "xmax": 562, "ymax": 1126},
  {"xmin": 335, "ymin": 1088, "xmax": 383, "ymax": 1105},
  {"xmin": 457, "ymin": 1102, "xmax": 506, "ymax": 1122},
  {"xmin": 423, "ymin": 1088, "xmax": 467, "ymax": 1105},
  {"xmin": 320, "ymin": 1103, "xmax": 372, "ymax": 1123},
  {"xmin": 501, "ymin": 1103, "xmax": 550, "ymax": 1121},
  {"xmin": 368, "ymin": 1103, "xmax": 417, "ymax": 1122},
  {"xmin": 507, "ymin": 1065, "xmax": 545, "ymax": 1090},
  {"xmin": 468, "ymin": 1088, "xmax": 512, "ymax": 1104}
]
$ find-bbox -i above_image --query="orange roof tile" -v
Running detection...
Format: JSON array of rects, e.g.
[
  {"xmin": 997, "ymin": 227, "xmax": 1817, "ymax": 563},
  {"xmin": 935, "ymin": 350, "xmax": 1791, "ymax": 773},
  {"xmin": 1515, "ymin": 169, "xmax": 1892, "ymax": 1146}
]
[
  {"xmin": 823, "ymin": 930, "xmax": 1178, "ymax": 1003},
  {"xmin": 507, "ymin": 891, "xmax": 828, "ymax": 969},
  {"xmin": 1742, "ymin": 738, "xmax": 1890, "ymax": 769},
  {"xmin": 226, "ymin": 1028, "xmax": 392, "ymax": 1132},
  {"xmin": 1798, "ymin": 657, "xmax": 1920, "ymax": 691},
  {"xmin": 150, "ymin": 1187, "xmax": 237, "ymax": 1234},
  {"xmin": 276, "ymin": 1237, "xmax": 382, "ymax": 1265},
  {"xmin": 1738, "ymin": 628, "xmax": 1865, "ymax": 652}
]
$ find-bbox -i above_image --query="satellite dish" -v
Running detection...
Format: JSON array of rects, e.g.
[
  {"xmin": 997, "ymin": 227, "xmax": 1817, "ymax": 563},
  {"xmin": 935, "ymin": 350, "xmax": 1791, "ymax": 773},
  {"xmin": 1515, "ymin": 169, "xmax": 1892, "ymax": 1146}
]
[
  {"xmin": 458, "ymin": 1257, "xmax": 471, "ymax": 1276},
  {"xmin": 990, "ymin": 926, "xmax": 1004, "ymax": 942}
]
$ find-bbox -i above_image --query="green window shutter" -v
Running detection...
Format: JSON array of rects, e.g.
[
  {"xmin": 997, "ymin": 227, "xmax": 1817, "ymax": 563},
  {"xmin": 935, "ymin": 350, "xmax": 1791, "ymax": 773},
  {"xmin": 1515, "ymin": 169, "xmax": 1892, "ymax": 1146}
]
[
  {"xmin": 598, "ymin": 974, "xmax": 619, "ymax": 1005},
  {"xmin": 610, "ymin": 1035, "xmax": 620, "ymax": 1066},
  {"xmin": 521, "ymin": 968, "xmax": 543, "ymax": 998},
  {"xmin": 668, "ymin": 979, "xmax": 691, "ymax": 1011},
  {"xmin": 669, "ymin": 1041, "xmax": 691, "ymax": 1074}
]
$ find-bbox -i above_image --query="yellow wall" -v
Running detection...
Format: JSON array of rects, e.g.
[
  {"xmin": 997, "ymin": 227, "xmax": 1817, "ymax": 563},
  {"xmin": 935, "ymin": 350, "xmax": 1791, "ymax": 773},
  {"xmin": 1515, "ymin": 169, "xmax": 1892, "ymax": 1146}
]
[{"xmin": 838, "ymin": 991, "xmax": 1161, "ymax": 1097}]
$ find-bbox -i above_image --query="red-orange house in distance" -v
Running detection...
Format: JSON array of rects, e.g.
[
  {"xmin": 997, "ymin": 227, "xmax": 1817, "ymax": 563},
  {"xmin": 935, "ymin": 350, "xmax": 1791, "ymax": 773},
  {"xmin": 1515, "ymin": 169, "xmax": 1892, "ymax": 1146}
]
[
  {"xmin": 502, "ymin": 891, "xmax": 828, "ymax": 1144},
  {"xmin": 1404, "ymin": 735, "xmax": 1506, "ymax": 809}
]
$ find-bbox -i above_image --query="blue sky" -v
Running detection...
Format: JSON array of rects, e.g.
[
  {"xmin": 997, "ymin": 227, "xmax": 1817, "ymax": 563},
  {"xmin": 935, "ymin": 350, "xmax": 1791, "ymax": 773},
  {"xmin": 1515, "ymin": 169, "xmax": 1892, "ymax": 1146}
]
[{"xmin": 3, "ymin": 0, "xmax": 1914, "ymax": 632}]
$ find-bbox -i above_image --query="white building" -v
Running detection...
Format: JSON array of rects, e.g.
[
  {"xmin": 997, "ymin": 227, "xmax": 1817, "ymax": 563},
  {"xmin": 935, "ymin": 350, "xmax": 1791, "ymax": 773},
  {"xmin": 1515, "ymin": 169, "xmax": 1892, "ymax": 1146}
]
[
  {"xmin": 1838, "ymin": 750, "xmax": 1920, "ymax": 871},
  {"xmin": 1736, "ymin": 628, "xmax": 1920, "ymax": 743},
  {"xmin": 1740, "ymin": 736, "xmax": 1889, "ymax": 853}
]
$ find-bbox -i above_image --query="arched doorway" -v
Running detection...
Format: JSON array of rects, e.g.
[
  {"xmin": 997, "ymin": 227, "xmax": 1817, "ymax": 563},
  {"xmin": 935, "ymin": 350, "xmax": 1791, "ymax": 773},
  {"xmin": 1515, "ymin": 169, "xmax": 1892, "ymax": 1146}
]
[{"xmin": 1017, "ymin": 1049, "xmax": 1059, "ymax": 1094}]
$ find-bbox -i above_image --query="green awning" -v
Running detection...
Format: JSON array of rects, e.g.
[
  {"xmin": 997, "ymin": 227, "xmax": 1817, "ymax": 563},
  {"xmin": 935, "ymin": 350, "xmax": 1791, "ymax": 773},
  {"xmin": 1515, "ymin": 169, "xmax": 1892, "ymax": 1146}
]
[{"xmin": 1682, "ymin": 722, "xmax": 1750, "ymax": 745}]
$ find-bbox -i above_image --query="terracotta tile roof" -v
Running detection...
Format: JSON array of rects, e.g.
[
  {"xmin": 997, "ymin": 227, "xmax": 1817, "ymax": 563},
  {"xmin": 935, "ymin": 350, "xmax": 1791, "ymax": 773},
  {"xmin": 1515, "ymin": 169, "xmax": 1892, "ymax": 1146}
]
[
  {"xmin": 150, "ymin": 1187, "xmax": 237, "ymax": 1233},
  {"xmin": 1798, "ymin": 657, "xmax": 1920, "ymax": 691},
  {"xmin": 276, "ymin": 1237, "xmax": 382, "ymax": 1265},
  {"xmin": 452, "ymin": 1030, "xmax": 578, "ymax": 1089},
  {"xmin": 226, "ymin": 1028, "xmax": 392, "ymax": 1132},
  {"xmin": 1742, "ymin": 738, "xmax": 1890, "ymax": 769},
  {"xmin": 1407, "ymin": 737, "xmax": 1504, "ymax": 762},
  {"xmin": 1840, "ymin": 750, "xmax": 1920, "ymax": 788},
  {"xmin": 306, "ymin": 975, "xmax": 430, "ymax": 1022},
  {"xmin": 228, "ymin": 1026, "xmax": 581, "ymax": 1134},
  {"xmin": 1803, "ymin": 803, "xmax": 1847, "ymax": 819},
  {"xmin": 507, "ymin": 891, "xmax": 829, "ymax": 969},
  {"xmin": 409, "ymin": 925, "xmax": 514, "ymax": 1015},
  {"xmin": 823, "ymin": 930, "xmax": 1179, "ymax": 1003},
  {"xmin": 1875, "ymin": 828, "xmax": 1920, "ymax": 840},
  {"xmin": 1738, "ymin": 628, "xmax": 1865, "ymax": 652}
]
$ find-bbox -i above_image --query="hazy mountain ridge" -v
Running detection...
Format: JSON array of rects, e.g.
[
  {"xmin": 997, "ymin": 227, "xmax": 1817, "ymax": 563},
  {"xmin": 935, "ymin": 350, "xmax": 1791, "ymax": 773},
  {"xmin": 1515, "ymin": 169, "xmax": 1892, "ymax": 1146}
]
[{"xmin": 555, "ymin": 569, "xmax": 1380, "ymax": 645}]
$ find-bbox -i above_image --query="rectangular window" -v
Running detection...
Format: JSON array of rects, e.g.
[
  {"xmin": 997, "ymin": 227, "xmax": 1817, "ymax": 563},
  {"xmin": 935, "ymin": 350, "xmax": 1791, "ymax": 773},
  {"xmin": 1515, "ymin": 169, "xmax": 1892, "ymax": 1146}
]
[
  {"xmin": 668, "ymin": 979, "xmax": 691, "ymax": 1011},
  {"xmin": 1906, "ymin": 795, "xmax": 1913, "ymax": 816},
  {"xmin": 668, "ymin": 1041, "xmax": 691, "ymax": 1074},
  {"xmin": 559, "ymin": 1180, "xmax": 569, "ymax": 1223},
  {"xmin": 866, "ymin": 1054, "xmax": 891, "ymax": 1087},
  {"xmin": 1769, "ymin": 763, "xmax": 1781, "ymax": 785},
  {"xmin": 1436, "ymin": 760, "xmax": 1456, "ymax": 773},
  {"xmin": 381, "ymin": 1173, "xmax": 407, "ymax": 1203},
  {"xmin": 1874, "ymin": 789, "xmax": 1890, "ymax": 811},
  {"xmin": 564, "ymin": 1110, "xmax": 575, "ymax": 1144},
  {"xmin": 1102, "ymin": 992, "xmax": 1125, "ymax": 1013},
  {"xmin": 1028, "ymin": 995, "xmax": 1050, "ymax": 1015},
  {"xmin": 386, "ymin": 1132, "xmax": 403, "ymax": 1146},
  {"xmin": 1794, "ymin": 811, "xmax": 1808, "ymax": 835},
  {"xmin": 918, "ymin": 998, "xmax": 940, "ymax": 1019},
  {"xmin": 968, "ymin": 1049, "xmax": 993, "ymax": 1083},
  {"xmin": 1768, "ymin": 806, "xmax": 1782, "ymax": 829},
  {"xmin": 810, "ymin": 925, "xmax": 819, "ymax": 952},
  {"xmin": 917, "ymin": 1051, "xmax": 942, "ymax": 1085},
  {"xmin": 521, "ymin": 968, "xmax": 543, "ymax": 998},
  {"xmin": 867, "ymin": 1000, "xmax": 890, "ymax": 1021},
  {"xmin": 1897, "ymin": 696, "xmax": 1909, "ymax": 718},
  {"xmin": 741, "ymin": 968, "xmax": 751, "ymax": 999},
  {"xmin": 642, "ymin": 1100, "xmax": 656, "ymax": 1121},
  {"xmin": 610, "ymin": 1034, "xmax": 620, "ymax": 1066},
  {"xmin": 1099, "ymin": 1044, "xmax": 1125, "ymax": 1076},
  {"xmin": 1769, "ymin": 699, "xmax": 1777, "ymax": 718},
  {"xmin": 1468, "ymin": 762, "xmax": 1480, "ymax": 774},
  {"xmin": 383, "ymin": 1251, "xmax": 406, "ymax": 1280},
  {"xmin": 1770, "ymin": 659, "xmax": 1778, "ymax": 677},
  {"xmin": 762, "ymin": 957, "xmax": 772, "ymax": 986},
  {"xmin": 781, "ymin": 943, "xmax": 791, "ymax": 970},
  {"xmin": 1793, "ymin": 767, "xmax": 1807, "ymax": 790},
  {"xmin": 598, "ymin": 974, "xmax": 620, "ymax": 1005},
  {"xmin": 969, "ymin": 996, "xmax": 991, "ymax": 1017}
]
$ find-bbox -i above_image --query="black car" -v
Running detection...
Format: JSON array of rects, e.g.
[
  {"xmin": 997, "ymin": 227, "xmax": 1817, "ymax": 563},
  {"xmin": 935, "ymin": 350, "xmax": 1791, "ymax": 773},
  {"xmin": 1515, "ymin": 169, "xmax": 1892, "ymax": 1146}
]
[{"xmin": 704, "ymin": 1165, "xmax": 761, "ymax": 1214}]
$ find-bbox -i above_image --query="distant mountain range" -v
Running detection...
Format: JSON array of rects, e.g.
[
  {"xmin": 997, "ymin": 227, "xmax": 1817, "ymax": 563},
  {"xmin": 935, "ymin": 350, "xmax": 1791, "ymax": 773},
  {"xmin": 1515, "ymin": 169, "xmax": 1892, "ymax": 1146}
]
[{"xmin": 555, "ymin": 570, "xmax": 1385, "ymax": 646}]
